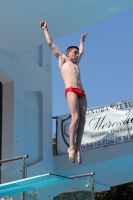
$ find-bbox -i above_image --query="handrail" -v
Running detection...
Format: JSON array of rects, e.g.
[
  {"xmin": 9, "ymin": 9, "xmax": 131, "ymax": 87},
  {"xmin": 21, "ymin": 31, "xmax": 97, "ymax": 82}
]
[
  {"xmin": 0, "ymin": 155, "xmax": 28, "ymax": 164},
  {"xmin": 69, "ymin": 172, "xmax": 95, "ymax": 200},
  {"xmin": 69, "ymin": 172, "xmax": 94, "ymax": 179},
  {"xmin": 0, "ymin": 155, "xmax": 29, "ymax": 200}
]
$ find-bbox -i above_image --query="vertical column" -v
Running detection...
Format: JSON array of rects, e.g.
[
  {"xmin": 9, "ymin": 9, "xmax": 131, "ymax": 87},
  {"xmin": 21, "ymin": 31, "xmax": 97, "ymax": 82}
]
[{"xmin": 0, "ymin": 82, "xmax": 2, "ymax": 184}]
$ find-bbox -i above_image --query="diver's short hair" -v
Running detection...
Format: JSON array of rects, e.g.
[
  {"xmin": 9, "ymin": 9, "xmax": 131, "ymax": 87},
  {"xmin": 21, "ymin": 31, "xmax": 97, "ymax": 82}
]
[{"xmin": 66, "ymin": 46, "xmax": 79, "ymax": 55}]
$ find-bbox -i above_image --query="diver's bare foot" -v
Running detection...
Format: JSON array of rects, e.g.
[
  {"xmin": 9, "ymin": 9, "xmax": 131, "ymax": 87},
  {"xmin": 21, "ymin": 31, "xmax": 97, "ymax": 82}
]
[
  {"xmin": 76, "ymin": 150, "xmax": 82, "ymax": 164},
  {"xmin": 68, "ymin": 148, "xmax": 75, "ymax": 164}
]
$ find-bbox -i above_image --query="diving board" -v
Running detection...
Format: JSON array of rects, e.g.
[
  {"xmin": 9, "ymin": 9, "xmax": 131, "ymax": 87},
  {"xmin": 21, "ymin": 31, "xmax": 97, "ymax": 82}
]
[{"xmin": 0, "ymin": 173, "xmax": 72, "ymax": 197}]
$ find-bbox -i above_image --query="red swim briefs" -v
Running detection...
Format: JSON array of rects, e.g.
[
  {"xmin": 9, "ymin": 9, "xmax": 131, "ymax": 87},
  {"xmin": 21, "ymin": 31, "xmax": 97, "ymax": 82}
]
[{"xmin": 65, "ymin": 87, "xmax": 86, "ymax": 99}]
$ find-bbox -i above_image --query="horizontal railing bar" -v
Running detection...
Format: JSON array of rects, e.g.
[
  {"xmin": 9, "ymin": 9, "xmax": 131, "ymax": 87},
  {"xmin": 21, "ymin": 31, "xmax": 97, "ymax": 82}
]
[
  {"xmin": 0, "ymin": 155, "xmax": 29, "ymax": 164},
  {"xmin": 52, "ymin": 116, "xmax": 58, "ymax": 119},
  {"xmin": 69, "ymin": 172, "xmax": 95, "ymax": 179}
]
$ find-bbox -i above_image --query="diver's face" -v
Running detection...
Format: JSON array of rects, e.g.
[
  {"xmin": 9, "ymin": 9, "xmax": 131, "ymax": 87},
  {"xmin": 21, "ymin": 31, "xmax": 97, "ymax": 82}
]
[{"xmin": 67, "ymin": 49, "xmax": 79, "ymax": 63}]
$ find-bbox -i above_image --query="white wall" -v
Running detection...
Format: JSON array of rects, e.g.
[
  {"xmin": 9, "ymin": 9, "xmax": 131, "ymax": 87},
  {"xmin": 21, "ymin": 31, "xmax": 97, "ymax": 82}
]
[
  {"xmin": 0, "ymin": 44, "xmax": 55, "ymax": 178},
  {"xmin": 2, "ymin": 82, "xmax": 14, "ymax": 160},
  {"xmin": 0, "ymin": 52, "xmax": 13, "ymax": 160}
]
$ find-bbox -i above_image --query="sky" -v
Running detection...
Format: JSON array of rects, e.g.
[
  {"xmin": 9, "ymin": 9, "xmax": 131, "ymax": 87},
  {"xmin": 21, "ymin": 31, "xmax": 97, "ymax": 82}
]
[{"xmin": 52, "ymin": 8, "xmax": 133, "ymax": 118}]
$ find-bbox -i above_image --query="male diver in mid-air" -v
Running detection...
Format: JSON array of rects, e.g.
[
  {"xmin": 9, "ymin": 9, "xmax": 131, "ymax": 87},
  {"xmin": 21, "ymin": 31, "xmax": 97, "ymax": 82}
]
[{"xmin": 40, "ymin": 21, "xmax": 87, "ymax": 164}]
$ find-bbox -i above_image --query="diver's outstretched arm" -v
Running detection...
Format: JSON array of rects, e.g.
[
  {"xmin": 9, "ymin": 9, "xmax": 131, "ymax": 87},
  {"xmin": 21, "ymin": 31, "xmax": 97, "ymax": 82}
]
[
  {"xmin": 40, "ymin": 21, "xmax": 63, "ymax": 59},
  {"xmin": 78, "ymin": 32, "xmax": 88, "ymax": 63}
]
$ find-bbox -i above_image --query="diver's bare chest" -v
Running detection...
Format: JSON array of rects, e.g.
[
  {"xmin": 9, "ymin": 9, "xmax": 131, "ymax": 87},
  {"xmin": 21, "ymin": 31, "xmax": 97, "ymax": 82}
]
[{"xmin": 62, "ymin": 63, "xmax": 79, "ymax": 73}]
